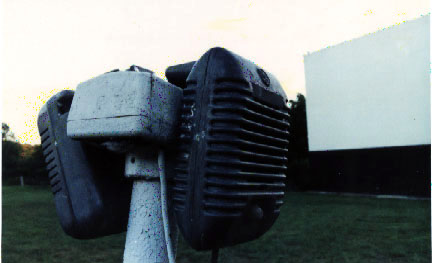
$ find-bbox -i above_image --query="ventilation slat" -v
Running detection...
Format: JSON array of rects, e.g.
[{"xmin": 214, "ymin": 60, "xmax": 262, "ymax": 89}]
[
  {"xmin": 206, "ymin": 169, "xmax": 286, "ymax": 180},
  {"xmin": 41, "ymin": 134, "xmax": 51, "ymax": 144},
  {"xmin": 203, "ymin": 210, "xmax": 242, "ymax": 217},
  {"xmin": 203, "ymin": 201, "xmax": 247, "ymax": 210},
  {"xmin": 40, "ymin": 128, "xmax": 49, "ymax": 137},
  {"xmin": 210, "ymin": 127, "xmax": 289, "ymax": 146},
  {"xmin": 212, "ymin": 95, "xmax": 289, "ymax": 119},
  {"xmin": 210, "ymin": 116, "xmax": 288, "ymax": 139},
  {"xmin": 245, "ymin": 97, "xmax": 289, "ymax": 118},
  {"xmin": 48, "ymin": 171, "xmax": 58, "ymax": 179},
  {"xmin": 45, "ymin": 155, "xmax": 55, "ymax": 164},
  {"xmin": 208, "ymin": 137, "xmax": 288, "ymax": 155},
  {"xmin": 46, "ymin": 162, "xmax": 57, "ymax": 171},
  {"xmin": 43, "ymin": 148, "xmax": 54, "ymax": 157},
  {"xmin": 173, "ymin": 196, "xmax": 186, "ymax": 205},
  {"xmin": 204, "ymin": 190, "xmax": 284, "ymax": 198},
  {"xmin": 50, "ymin": 179, "xmax": 61, "ymax": 188},
  {"xmin": 42, "ymin": 142, "xmax": 52, "ymax": 151},
  {"xmin": 213, "ymin": 84, "xmax": 251, "ymax": 96},
  {"xmin": 212, "ymin": 106, "xmax": 290, "ymax": 130},
  {"xmin": 207, "ymin": 158, "xmax": 287, "ymax": 173},
  {"xmin": 174, "ymin": 167, "xmax": 189, "ymax": 173},
  {"xmin": 174, "ymin": 76, "xmax": 289, "ymax": 216},
  {"xmin": 52, "ymin": 187, "xmax": 62, "ymax": 195},
  {"xmin": 173, "ymin": 185, "xmax": 187, "ymax": 192},
  {"xmin": 206, "ymin": 179, "xmax": 285, "ymax": 190},
  {"xmin": 208, "ymin": 148, "xmax": 287, "ymax": 163},
  {"xmin": 183, "ymin": 88, "xmax": 197, "ymax": 95}
]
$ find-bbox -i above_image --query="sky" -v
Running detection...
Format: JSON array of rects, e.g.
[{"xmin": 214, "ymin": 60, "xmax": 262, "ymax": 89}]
[{"xmin": 0, "ymin": 0, "xmax": 429, "ymax": 145}]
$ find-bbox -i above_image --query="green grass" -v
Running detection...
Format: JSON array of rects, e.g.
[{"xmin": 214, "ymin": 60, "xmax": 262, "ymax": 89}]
[{"xmin": 2, "ymin": 186, "xmax": 430, "ymax": 263}]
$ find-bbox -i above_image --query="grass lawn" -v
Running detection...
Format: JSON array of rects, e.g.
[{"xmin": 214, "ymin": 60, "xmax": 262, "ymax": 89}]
[{"xmin": 2, "ymin": 186, "xmax": 430, "ymax": 263}]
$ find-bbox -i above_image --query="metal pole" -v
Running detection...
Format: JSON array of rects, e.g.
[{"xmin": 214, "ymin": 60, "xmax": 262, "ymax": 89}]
[
  {"xmin": 123, "ymin": 180, "xmax": 168, "ymax": 263},
  {"xmin": 122, "ymin": 149, "xmax": 177, "ymax": 263}
]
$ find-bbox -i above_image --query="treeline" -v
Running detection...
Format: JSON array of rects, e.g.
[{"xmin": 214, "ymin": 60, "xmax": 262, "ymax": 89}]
[
  {"xmin": 286, "ymin": 94, "xmax": 310, "ymax": 191},
  {"xmin": 2, "ymin": 123, "xmax": 48, "ymax": 185},
  {"xmin": 2, "ymin": 93, "xmax": 310, "ymax": 188}
]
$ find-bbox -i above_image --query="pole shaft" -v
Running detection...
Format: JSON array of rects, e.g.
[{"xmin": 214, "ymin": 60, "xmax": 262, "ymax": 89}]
[{"xmin": 123, "ymin": 180, "xmax": 168, "ymax": 263}]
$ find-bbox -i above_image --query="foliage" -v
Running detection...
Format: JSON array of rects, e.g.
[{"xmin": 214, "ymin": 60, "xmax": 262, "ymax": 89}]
[
  {"xmin": 2, "ymin": 140, "xmax": 22, "ymax": 184},
  {"xmin": 2, "ymin": 123, "xmax": 48, "ymax": 185},
  {"xmin": 2, "ymin": 122, "xmax": 16, "ymax": 141},
  {"xmin": 287, "ymin": 94, "xmax": 308, "ymax": 159},
  {"xmin": 286, "ymin": 94, "xmax": 310, "ymax": 190},
  {"xmin": 20, "ymin": 145, "xmax": 49, "ymax": 185}
]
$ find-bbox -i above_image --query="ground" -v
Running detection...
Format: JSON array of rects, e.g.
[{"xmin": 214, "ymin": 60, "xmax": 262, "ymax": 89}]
[{"xmin": 2, "ymin": 186, "xmax": 430, "ymax": 263}]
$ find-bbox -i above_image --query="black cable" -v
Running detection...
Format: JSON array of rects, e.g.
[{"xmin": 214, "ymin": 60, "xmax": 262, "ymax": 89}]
[{"xmin": 211, "ymin": 249, "xmax": 219, "ymax": 263}]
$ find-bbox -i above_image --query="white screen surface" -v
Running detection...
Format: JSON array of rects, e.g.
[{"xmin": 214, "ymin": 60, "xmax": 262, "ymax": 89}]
[{"xmin": 304, "ymin": 16, "xmax": 430, "ymax": 151}]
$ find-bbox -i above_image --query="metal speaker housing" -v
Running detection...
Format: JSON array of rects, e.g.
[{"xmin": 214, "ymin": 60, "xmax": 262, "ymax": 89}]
[
  {"xmin": 172, "ymin": 47, "xmax": 290, "ymax": 250},
  {"xmin": 37, "ymin": 90, "xmax": 132, "ymax": 239}
]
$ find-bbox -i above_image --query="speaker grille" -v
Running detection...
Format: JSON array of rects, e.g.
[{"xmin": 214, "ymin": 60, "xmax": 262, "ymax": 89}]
[
  {"xmin": 172, "ymin": 81, "xmax": 198, "ymax": 210},
  {"xmin": 40, "ymin": 127, "xmax": 62, "ymax": 195},
  {"xmin": 173, "ymin": 79, "xmax": 289, "ymax": 217}
]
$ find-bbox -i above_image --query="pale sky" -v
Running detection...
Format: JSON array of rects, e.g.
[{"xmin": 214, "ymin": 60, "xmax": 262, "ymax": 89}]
[{"xmin": 1, "ymin": 0, "xmax": 429, "ymax": 144}]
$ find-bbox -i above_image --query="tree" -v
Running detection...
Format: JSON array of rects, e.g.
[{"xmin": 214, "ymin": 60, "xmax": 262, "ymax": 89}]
[
  {"xmin": 2, "ymin": 123, "xmax": 22, "ymax": 184},
  {"xmin": 2, "ymin": 123, "xmax": 48, "ymax": 185},
  {"xmin": 2, "ymin": 123, "xmax": 16, "ymax": 141},
  {"xmin": 286, "ymin": 94, "xmax": 310, "ymax": 190},
  {"xmin": 287, "ymin": 94, "xmax": 308, "ymax": 159},
  {"xmin": 19, "ymin": 144, "xmax": 48, "ymax": 185}
]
